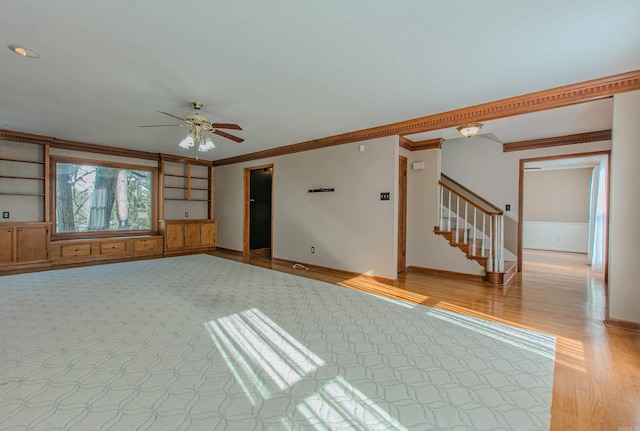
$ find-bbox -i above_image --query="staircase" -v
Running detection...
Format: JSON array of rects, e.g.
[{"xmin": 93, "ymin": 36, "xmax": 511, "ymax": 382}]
[{"xmin": 435, "ymin": 174, "xmax": 517, "ymax": 285}]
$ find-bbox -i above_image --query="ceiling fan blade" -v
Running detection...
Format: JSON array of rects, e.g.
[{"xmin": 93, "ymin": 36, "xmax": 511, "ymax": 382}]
[
  {"xmin": 138, "ymin": 124, "xmax": 183, "ymax": 127},
  {"xmin": 211, "ymin": 123, "xmax": 242, "ymax": 130},
  {"xmin": 158, "ymin": 111, "xmax": 186, "ymax": 122},
  {"xmin": 213, "ymin": 129, "xmax": 244, "ymax": 143}
]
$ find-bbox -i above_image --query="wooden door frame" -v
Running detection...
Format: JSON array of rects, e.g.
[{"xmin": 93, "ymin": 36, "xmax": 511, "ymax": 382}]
[
  {"xmin": 243, "ymin": 164, "xmax": 274, "ymax": 256},
  {"xmin": 398, "ymin": 156, "xmax": 408, "ymax": 273},
  {"xmin": 517, "ymin": 150, "xmax": 611, "ymax": 278}
]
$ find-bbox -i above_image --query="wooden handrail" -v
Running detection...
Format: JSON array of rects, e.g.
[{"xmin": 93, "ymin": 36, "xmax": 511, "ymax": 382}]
[{"xmin": 440, "ymin": 174, "xmax": 503, "ymax": 216}]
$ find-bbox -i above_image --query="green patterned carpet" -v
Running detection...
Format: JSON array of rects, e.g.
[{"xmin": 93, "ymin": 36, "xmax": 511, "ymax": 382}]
[{"xmin": 0, "ymin": 254, "xmax": 555, "ymax": 430}]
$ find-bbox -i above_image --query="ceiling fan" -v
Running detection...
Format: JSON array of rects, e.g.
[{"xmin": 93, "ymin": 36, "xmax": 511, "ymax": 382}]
[{"xmin": 139, "ymin": 102, "xmax": 244, "ymax": 152}]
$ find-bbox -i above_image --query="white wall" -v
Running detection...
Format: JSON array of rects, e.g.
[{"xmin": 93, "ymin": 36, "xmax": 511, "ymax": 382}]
[
  {"xmin": 523, "ymin": 221, "xmax": 588, "ymax": 253},
  {"xmin": 441, "ymin": 137, "xmax": 611, "ymax": 222},
  {"xmin": 523, "ymin": 168, "xmax": 592, "ymax": 222},
  {"xmin": 523, "ymin": 168, "xmax": 592, "ymax": 252},
  {"xmin": 608, "ymin": 90, "xmax": 640, "ymax": 324},
  {"xmin": 214, "ymin": 136, "xmax": 399, "ymax": 280},
  {"xmin": 405, "ymin": 148, "xmax": 484, "ymax": 275}
]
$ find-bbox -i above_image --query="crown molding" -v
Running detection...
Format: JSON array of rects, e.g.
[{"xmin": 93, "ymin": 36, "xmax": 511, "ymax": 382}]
[
  {"xmin": 399, "ymin": 137, "xmax": 444, "ymax": 151},
  {"xmin": 503, "ymin": 129, "xmax": 612, "ymax": 152},
  {"xmin": 4, "ymin": 70, "xmax": 639, "ymax": 168},
  {"xmin": 411, "ymin": 138, "xmax": 444, "ymax": 151},
  {"xmin": 0, "ymin": 129, "xmax": 160, "ymax": 161},
  {"xmin": 159, "ymin": 153, "xmax": 212, "ymax": 166},
  {"xmin": 0, "ymin": 129, "xmax": 214, "ymax": 165},
  {"xmin": 0, "ymin": 129, "xmax": 56, "ymax": 146},
  {"xmin": 213, "ymin": 69, "xmax": 640, "ymax": 166},
  {"xmin": 50, "ymin": 138, "xmax": 160, "ymax": 161}
]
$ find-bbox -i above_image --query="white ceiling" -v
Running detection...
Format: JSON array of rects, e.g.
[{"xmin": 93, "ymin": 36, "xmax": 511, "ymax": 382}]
[{"xmin": 1, "ymin": 1, "xmax": 639, "ymax": 161}]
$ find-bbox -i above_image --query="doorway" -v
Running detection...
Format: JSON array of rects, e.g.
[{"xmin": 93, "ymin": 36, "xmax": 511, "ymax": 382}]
[
  {"xmin": 398, "ymin": 156, "xmax": 407, "ymax": 273},
  {"xmin": 518, "ymin": 151, "xmax": 609, "ymax": 279},
  {"xmin": 244, "ymin": 165, "xmax": 273, "ymax": 257}
]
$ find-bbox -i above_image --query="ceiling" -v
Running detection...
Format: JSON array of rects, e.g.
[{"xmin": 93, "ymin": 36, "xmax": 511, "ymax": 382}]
[{"xmin": 1, "ymin": 1, "xmax": 639, "ymax": 161}]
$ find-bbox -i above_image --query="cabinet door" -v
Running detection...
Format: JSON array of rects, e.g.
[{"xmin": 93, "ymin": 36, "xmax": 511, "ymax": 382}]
[
  {"xmin": 16, "ymin": 226, "xmax": 48, "ymax": 263},
  {"xmin": 0, "ymin": 227, "xmax": 14, "ymax": 264},
  {"xmin": 185, "ymin": 223, "xmax": 201, "ymax": 248},
  {"xmin": 165, "ymin": 224, "xmax": 185, "ymax": 249},
  {"xmin": 200, "ymin": 222, "xmax": 216, "ymax": 246}
]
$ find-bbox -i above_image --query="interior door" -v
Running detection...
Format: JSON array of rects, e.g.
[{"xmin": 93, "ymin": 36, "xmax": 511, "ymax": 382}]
[
  {"xmin": 244, "ymin": 166, "xmax": 273, "ymax": 255},
  {"xmin": 398, "ymin": 156, "xmax": 408, "ymax": 273}
]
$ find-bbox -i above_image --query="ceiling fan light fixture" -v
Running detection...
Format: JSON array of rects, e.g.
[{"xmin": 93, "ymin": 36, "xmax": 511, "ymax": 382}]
[
  {"xmin": 178, "ymin": 131, "xmax": 195, "ymax": 149},
  {"xmin": 456, "ymin": 122, "xmax": 483, "ymax": 138},
  {"xmin": 202, "ymin": 136, "xmax": 216, "ymax": 151}
]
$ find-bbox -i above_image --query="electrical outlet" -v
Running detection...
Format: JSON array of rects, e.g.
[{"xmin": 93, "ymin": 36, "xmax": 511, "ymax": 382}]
[
  {"xmin": 311, "ymin": 247, "xmax": 315, "ymax": 254},
  {"xmin": 380, "ymin": 192, "xmax": 390, "ymax": 201},
  {"xmin": 2, "ymin": 211, "xmax": 8, "ymax": 219},
  {"xmin": 185, "ymin": 211, "xmax": 189, "ymax": 217},
  {"xmin": 505, "ymin": 204, "xmax": 511, "ymax": 211}
]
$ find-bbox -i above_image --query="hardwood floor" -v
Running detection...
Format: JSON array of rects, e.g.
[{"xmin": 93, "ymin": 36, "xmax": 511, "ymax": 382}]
[{"xmin": 211, "ymin": 248, "xmax": 640, "ymax": 431}]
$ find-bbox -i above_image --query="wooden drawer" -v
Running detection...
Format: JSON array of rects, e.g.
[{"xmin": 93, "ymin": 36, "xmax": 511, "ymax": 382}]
[
  {"xmin": 133, "ymin": 238, "xmax": 161, "ymax": 252},
  {"xmin": 60, "ymin": 244, "xmax": 91, "ymax": 258},
  {"xmin": 100, "ymin": 241, "xmax": 126, "ymax": 255}
]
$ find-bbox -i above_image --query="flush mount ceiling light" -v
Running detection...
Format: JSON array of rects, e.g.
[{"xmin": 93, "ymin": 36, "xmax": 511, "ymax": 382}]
[
  {"xmin": 456, "ymin": 122, "xmax": 483, "ymax": 138},
  {"xmin": 8, "ymin": 44, "xmax": 39, "ymax": 58}
]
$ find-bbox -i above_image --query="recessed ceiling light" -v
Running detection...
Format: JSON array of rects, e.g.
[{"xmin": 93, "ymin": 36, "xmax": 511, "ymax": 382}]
[{"xmin": 8, "ymin": 44, "xmax": 39, "ymax": 58}]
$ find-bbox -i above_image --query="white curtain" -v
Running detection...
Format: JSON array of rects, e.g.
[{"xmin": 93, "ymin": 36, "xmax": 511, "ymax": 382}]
[{"xmin": 588, "ymin": 159, "xmax": 607, "ymax": 271}]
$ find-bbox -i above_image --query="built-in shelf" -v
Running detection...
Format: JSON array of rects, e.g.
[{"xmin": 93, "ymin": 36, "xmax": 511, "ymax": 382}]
[
  {"xmin": 160, "ymin": 159, "xmax": 213, "ymax": 219},
  {"xmin": 0, "ymin": 144, "xmax": 49, "ymax": 223}
]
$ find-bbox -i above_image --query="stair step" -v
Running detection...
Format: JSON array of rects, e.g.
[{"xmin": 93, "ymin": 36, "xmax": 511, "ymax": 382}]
[{"xmin": 434, "ymin": 225, "xmax": 515, "ymax": 285}]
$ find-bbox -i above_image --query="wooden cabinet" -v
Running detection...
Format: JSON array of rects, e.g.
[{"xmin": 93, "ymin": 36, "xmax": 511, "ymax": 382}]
[
  {"xmin": 49, "ymin": 235, "xmax": 164, "ymax": 265},
  {"xmin": 160, "ymin": 219, "xmax": 216, "ymax": 255},
  {"xmin": 133, "ymin": 237, "xmax": 162, "ymax": 252},
  {"xmin": 17, "ymin": 225, "xmax": 49, "ymax": 263},
  {"xmin": 165, "ymin": 223, "xmax": 185, "ymax": 249},
  {"xmin": 0, "ymin": 227, "xmax": 13, "ymax": 265},
  {"xmin": 0, "ymin": 223, "xmax": 50, "ymax": 270},
  {"xmin": 201, "ymin": 222, "xmax": 217, "ymax": 246}
]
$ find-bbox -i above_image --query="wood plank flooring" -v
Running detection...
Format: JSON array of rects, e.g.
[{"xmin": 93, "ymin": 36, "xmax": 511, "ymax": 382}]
[{"xmin": 211, "ymin": 248, "xmax": 640, "ymax": 431}]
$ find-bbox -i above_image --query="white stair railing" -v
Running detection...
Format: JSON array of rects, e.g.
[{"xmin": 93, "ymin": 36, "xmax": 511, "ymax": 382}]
[{"xmin": 438, "ymin": 175, "xmax": 504, "ymax": 273}]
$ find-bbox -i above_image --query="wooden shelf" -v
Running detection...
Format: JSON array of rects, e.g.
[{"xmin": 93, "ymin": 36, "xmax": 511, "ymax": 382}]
[
  {"xmin": 0, "ymin": 192, "xmax": 46, "ymax": 196},
  {"xmin": 0, "ymin": 175, "xmax": 46, "ymax": 180},
  {"xmin": 164, "ymin": 173, "xmax": 208, "ymax": 180},
  {"xmin": 0, "ymin": 157, "xmax": 45, "ymax": 165},
  {"xmin": 164, "ymin": 186, "xmax": 209, "ymax": 191}
]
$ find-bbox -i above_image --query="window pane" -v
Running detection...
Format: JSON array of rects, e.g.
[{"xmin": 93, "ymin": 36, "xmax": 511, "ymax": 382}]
[{"xmin": 56, "ymin": 163, "xmax": 152, "ymax": 233}]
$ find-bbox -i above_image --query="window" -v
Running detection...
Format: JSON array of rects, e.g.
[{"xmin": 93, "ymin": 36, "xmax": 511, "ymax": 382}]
[{"xmin": 52, "ymin": 157, "xmax": 155, "ymax": 236}]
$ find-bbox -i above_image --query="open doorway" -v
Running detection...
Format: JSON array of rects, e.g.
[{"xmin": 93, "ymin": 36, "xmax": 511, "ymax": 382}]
[
  {"xmin": 518, "ymin": 151, "xmax": 609, "ymax": 279},
  {"xmin": 244, "ymin": 165, "xmax": 273, "ymax": 258}
]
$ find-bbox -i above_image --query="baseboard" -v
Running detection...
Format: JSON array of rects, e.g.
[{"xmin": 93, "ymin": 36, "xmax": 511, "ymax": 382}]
[
  {"xmin": 272, "ymin": 257, "xmax": 397, "ymax": 284},
  {"xmin": 213, "ymin": 247, "xmax": 243, "ymax": 256},
  {"xmin": 407, "ymin": 265, "xmax": 485, "ymax": 282},
  {"xmin": 604, "ymin": 318, "xmax": 640, "ymax": 331}
]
